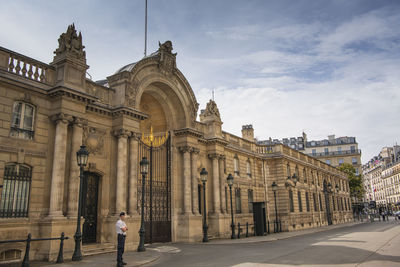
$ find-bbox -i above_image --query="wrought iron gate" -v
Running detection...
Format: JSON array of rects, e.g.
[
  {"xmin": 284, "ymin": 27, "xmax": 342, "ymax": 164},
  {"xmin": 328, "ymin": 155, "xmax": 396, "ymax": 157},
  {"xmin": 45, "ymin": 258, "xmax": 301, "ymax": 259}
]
[{"xmin": 138, "ymin": 132, "xmax": 171, "ymax": 243}]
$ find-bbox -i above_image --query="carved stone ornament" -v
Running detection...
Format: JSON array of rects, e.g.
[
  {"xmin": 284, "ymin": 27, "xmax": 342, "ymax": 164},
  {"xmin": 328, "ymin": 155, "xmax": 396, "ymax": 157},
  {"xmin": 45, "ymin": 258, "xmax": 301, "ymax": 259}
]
[
  {"xmin": 158, "ymin": 41, "xmax": 177, "ymax": 75},
  {"xmin": 83, "ymin": 127, "xmax": 105, "ymax": 155},
  {"xmin": 126, "ymin": 79, "xmax": 139, "ymax": 107},
  {"xmin": 202, "ymin": 100, "xmax": 221, "ymax": 119},
  {"xmin": 51, "ymin": 113, "xmax": 73, "ymax": 124},
  {"xmin": 54, "ymin": 23, "xmax": 86, "ymax": 59}
]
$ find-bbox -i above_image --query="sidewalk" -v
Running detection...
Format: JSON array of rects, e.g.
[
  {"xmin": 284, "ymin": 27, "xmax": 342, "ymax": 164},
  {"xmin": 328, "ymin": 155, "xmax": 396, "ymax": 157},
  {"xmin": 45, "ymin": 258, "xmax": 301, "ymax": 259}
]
[
  {"xmin": 6, "ymin": 248, "xmax": 160, "ymax": 267},
  {"xmin": 5, "ymin": 219, "xmax": 378, "ymax": 266}
]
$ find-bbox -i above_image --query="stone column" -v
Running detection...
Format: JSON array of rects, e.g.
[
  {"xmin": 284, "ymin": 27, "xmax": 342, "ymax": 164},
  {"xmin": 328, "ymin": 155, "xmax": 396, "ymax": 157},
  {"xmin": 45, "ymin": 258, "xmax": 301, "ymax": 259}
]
[
  {"xmin": 180, "ymin": 146, "xmax": 192, "ymax": 214},
  {"xmin": 49, "ymin": 113, "xmax": 71, "ymax": 217},
  {"xmin": 219, "ymin": 155, "xmax": 226, "ymax": 213},
  {"xmin": 114, "ymin": 129, "xmax": 130, "ymax": 214},
  {"xmin": 191, "ymin": 148, "xmax": 200, "ymax": 215},
  {"xmin": 209, "ymin": 153, "xmax": 220, "ymax": 214},
  {"xmin": 128, "ymin": 133, "xmax": 139, "ymax": 216},
  {"xmin": 67, "ymin": 117, "xmax": 85, "ymax": 217}
]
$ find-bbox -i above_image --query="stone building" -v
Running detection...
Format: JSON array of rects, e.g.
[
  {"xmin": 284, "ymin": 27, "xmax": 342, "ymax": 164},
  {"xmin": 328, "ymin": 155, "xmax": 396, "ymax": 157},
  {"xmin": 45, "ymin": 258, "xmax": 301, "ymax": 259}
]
[
  {"xmin": 260, "ymin": 133, "xmax": 362, "ymax": 176},
  {"xmin": 363, "ymin": 146, "xmax": 400, "ymax": 209},
  {"xmin": 0, "ymin": 25, "xmax": 352, "ymax": 263}
]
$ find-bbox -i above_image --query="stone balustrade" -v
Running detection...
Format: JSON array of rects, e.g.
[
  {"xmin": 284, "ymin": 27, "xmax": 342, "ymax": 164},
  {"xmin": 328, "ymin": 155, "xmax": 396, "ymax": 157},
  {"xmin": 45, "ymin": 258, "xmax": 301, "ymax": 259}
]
[{"xmin": 0, "ymin": 46, "xmax": 54, "ymax": 84}]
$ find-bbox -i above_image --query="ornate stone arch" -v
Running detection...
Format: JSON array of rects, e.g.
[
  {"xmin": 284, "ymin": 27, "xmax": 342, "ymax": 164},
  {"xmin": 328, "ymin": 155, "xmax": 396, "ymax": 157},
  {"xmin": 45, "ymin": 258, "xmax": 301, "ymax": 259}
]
[{"xmin": 122, "ymin": 41, "xmax": 199, "ymax": 130}]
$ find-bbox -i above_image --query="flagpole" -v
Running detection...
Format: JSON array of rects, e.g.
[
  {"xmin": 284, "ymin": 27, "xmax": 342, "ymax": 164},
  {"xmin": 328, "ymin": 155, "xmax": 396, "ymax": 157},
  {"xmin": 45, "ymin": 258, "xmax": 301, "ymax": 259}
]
[{"xmin": 144, "ymin": 0, "xmax": 148, "ymax": 56}]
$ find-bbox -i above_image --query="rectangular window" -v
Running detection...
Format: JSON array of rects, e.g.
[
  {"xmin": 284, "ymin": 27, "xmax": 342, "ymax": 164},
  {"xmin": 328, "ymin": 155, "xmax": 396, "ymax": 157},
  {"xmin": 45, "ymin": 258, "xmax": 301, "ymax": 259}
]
[
  {"xmin": 339, "ymin": 159, "xmax": 344, "ymax": 166},
  {"xmin": 319, "ymin": 194, "xmax": 323, "ymax": 211},
  {"xmin": 324, "ymin": 148, "xmax": 329, "ymax": 155},
  {"xmin": 289, "ymin": 190, "xmax": 294, "ymax": 212},
  {"xmin": 313, "ymin": 193, "xmax": 318, "ymax": 211},
  {"xmin": 235, "ymin": 188, "xmax": 241, "ymax": 213},
  {"xmin": 326, "ymin": 159, "xmax": 331, "ymax": 165},
  {"xmin": 225, "ymin": 186, "xmax": 228, "ymax": 213},
  {"xmin": 248, "ymin": 189, "xmax": 253, "ymax": 213},
  {"xmin": 198, "ymin": 184, "xmax": 202, "ymax": 214},
  {"xmin": 350, "ymin": 146, "xmax": 356, "ymax": 152},
  {"xmin": 0, "ymin": 164, "xmax": 32, "ymax": 218},
  {"xmin": 298, "ymin": 191, "xmax": 303, "ymax": 212},
  {"xmin": 312, "ymin": 149, "xmax": 316, "ymax": 156},
  {"xmin": 337, "ymin": 147, "xmax": 342, "ymax": 153},
  {"xmin": 306, "ymin": 192, "xmax": 310, "ymax": 211},
  {"xmin": 10, "ymin": 102, "xmax": 35, "ymax": 140},
  {"xmin": 352, "ymin": 157, "xmax": 357, "ymax": 165},
  {"xmin": 234, "ymin": 157, "xmax": 240, "ymax": 175}
]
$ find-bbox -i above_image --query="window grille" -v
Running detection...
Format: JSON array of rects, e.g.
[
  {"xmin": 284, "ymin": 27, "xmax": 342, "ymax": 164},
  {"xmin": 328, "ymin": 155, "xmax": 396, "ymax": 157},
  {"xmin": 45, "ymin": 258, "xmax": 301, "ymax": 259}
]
[{"xmin": 0, "ymin": 164, "xmax": 32, "ymax": 217}]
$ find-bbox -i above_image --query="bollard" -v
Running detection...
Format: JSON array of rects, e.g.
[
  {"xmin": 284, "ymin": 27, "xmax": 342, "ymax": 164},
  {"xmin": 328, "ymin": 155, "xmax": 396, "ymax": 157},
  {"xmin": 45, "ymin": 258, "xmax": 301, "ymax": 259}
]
[
  {"xmin": 279, "ymin": 220, "xmax": 282, "ymax": 233},
  {"xmin": 246, "ymin": 222, "xmax": 249, "ymax": 238},
  {"xmin": 22, "ymin": 233, "xmax": 31, "ymax": 267},
  {"xmin": 56, "ymin": 232, "xmax": 67, "ymax": 263},
  {"xmin": 237, "ymin": 223, "xmax": 241, "ymax": 239},
  {"xmin": 267, "ymin": 221, "xmax": 270, "ymax": 234}
]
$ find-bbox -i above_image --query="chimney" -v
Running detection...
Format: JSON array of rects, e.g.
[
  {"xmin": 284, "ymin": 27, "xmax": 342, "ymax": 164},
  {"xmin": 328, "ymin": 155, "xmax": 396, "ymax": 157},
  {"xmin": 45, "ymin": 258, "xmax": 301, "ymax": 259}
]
[{"xmin": 241, "ymin": 124, "xmax": 254, "ymax": 142}]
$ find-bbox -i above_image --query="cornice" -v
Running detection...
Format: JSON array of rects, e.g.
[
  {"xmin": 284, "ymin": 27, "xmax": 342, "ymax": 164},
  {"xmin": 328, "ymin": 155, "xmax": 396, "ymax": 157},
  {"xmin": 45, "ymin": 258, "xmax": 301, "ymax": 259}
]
[
  {"xmin": 174, "ymin": 128, "xmax": 203, "ymax": 138},
  {"xmin": 47, "ymin": 86, "xmax": 97, "ymax": 104}
]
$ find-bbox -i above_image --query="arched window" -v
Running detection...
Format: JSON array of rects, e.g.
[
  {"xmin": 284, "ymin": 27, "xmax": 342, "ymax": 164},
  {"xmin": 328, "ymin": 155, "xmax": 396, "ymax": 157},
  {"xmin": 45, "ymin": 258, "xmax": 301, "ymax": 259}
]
[
  {"xmin": 246, "ymin": 159, "xmax": 251, "ymax": 178},
  {"xmin": 0, "ymin": 164, "xmax": 32, "ymax": 217},
  {"xmin": 10, "ymin": 101, "xmax": 35, "ymax": 140},
  {"xmin": 234, "ymin": 155, "xmax": 240, "ymax": 175}
]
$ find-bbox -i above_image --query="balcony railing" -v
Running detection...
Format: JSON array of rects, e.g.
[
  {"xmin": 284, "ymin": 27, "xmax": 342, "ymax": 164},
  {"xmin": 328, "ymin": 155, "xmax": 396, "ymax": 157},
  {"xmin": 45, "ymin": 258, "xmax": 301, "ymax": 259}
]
[
  {"xmin": 308, "ymin": 149, "xmax": 361, "ymax": 157},
  {"xmin": 0, "ymin": 46, "xmax": 54, "ymax": 85}
]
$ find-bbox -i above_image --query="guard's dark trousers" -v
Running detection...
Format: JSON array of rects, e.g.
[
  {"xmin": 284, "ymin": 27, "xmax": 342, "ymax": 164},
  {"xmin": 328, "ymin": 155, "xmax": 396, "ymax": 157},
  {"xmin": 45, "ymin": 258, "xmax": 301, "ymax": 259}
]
[{"xmin": 117, "ymin": 234, "xmax": 126, "ymax": 265}]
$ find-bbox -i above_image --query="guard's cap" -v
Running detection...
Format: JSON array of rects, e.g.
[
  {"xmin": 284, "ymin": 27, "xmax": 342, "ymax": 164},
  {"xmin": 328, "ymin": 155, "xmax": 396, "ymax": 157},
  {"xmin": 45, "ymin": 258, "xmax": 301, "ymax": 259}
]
[{"xmin": 119, "ymin": 211, "xmax": 126, "ymax": 216}]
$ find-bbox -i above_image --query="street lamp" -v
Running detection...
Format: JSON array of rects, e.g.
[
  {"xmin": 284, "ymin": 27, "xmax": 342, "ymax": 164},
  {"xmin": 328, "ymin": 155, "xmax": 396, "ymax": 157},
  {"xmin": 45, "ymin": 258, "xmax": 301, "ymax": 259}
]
[
  {"xmin": 291, "ymin": 173, "xmax": 298, "ymax": 185},
  {"xmin": 137, "ymin": 157, "xmax": 149, "ymax": 252},
  {"xmin": 271, "ymin": 181, "xmax": 279, "ymax": 233},
  {"xmin": 227, "ymin": 173, "xmax": 235, "ymax": 239},
  {"xmin": 335, "ymin": 184, "xmax": 339, "ymax": 193},
  {"xmin": 200, "ymin": 168, "xmax": 208, "ymax": 242},
  {"xmin": 72, "ymin": 145, "xmax": 89, "ymax": 261}
]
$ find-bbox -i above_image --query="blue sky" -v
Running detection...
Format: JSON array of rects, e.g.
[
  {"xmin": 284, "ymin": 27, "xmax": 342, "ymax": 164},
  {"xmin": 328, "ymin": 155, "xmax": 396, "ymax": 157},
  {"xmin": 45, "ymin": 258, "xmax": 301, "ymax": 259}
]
[{"xmin": 1, "ymin": 0, "xmax": 399, "ymax": 163}]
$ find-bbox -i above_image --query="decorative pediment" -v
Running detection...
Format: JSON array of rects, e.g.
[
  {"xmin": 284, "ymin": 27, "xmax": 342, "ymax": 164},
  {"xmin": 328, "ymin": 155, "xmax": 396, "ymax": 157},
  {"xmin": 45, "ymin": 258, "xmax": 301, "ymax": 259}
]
[{"xmin": 54, "ymin": 23, "xmax": 86, "ymax": 60}]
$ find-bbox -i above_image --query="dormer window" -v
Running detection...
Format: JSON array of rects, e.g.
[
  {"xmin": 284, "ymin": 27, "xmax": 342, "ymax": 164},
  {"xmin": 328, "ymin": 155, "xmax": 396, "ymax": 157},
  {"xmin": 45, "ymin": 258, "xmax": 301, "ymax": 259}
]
[{"xmin": 10, "ymin": 101, "xmax": 35, "ymax": 140}]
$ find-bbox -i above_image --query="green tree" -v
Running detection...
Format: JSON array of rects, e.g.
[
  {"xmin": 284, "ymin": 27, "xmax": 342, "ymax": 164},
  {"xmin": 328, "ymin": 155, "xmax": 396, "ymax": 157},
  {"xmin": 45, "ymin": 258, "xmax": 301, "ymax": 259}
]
[{"xmin": 339, "ymin": 163, "xmax": 364, "ymax": 201}]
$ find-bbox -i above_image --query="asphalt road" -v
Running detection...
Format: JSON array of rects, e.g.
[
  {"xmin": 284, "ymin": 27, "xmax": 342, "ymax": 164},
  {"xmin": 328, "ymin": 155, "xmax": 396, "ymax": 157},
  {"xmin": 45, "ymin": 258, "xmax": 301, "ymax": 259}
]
[{"xmin": 146, "ymin": 221, "xmax": 400, "ymax": 267}]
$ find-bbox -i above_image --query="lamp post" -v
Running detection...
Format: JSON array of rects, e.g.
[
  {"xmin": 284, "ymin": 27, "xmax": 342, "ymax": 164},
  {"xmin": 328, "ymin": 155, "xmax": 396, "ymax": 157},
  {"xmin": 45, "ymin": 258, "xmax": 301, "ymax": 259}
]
[
  {"xmin": 137, "ymin": 157, "xmax": 149, "ymax": 252},
  {"xmin": 72, "ymin": 145, "xmax": 89, "ymax": 261},
  {"xmin": 200, "ymin": 168, "xmax": 208, "ymax": 242},
  {"xmin": 271, "ymin": 181, "xmax": 279, "ymax": 233},
  {"xmin": 227, "ymin": 173, "xmax": 235, "ymax": 239},
  {"xmin": 291, "ymin": 173, "xmax": 298, "ymax": 186}
]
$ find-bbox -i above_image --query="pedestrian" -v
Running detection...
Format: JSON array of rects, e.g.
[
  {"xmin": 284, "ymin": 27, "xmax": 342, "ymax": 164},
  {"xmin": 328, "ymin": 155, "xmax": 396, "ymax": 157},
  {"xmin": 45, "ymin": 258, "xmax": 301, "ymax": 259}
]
[{"xmin": 116, "ymin": 211, "xmax": 128, "ymax": 266}]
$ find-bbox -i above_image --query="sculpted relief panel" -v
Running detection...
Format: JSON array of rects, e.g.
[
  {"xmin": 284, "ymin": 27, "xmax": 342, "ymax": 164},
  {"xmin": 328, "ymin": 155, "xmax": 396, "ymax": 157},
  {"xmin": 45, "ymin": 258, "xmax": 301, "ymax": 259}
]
[{"xmin": 83, "ymin": 127, "xmax": 106, "ymax": 157}]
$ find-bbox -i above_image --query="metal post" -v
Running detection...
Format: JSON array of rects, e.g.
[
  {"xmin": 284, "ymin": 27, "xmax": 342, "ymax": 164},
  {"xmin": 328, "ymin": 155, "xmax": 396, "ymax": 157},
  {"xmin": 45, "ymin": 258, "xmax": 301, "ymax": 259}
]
[
  {"xmin": 56, "ymin": 232, "xmax": 65, "ymax": 263},
  {"xmin": 229, "ymin": 185, "xmax": 235, "ymax": 239},
  {"xmin": 274, "ymin": 190, "xmax": 279, "ymax": 233},
  {"xmin": 246, "ymin": 222, "xmax": 249, "ymax": 237},
  {"xmin": 237, "ymin": 222, "xmax": 241, "ymax": 239},
  {"xmin": 21, "ymin": 233, "xmax": 31, "ymax": 267},
  {"xmin": 138, "ymin": 172, "xmax": 146, "ymax": 252},
  {"xmin": 202, "ymin": 181, "xmax": 208, "ymax": 242},
  {"xmin": 72, "ymin": 166, "xmax": 84, "ymax": 261}
]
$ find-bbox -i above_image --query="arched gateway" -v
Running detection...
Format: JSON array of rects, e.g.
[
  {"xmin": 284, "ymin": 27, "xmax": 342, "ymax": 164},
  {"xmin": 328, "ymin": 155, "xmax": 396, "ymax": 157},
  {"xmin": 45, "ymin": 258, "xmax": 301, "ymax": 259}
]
[{"xmin": 108, "ymin": 41, "xmax": 199, "ymax": 244}]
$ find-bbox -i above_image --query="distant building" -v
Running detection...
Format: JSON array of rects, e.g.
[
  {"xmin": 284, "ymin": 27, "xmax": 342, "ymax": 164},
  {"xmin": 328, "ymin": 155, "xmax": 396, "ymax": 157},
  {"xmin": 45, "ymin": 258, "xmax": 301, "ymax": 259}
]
[
  {"xmin": 259, "ymin": 133, "xmax": 362, "ymax": 175},
  {"xmin": 362, "ymin": 145, "xmax": 400, "ymax": 209}
]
